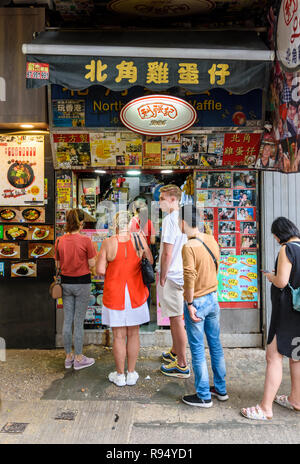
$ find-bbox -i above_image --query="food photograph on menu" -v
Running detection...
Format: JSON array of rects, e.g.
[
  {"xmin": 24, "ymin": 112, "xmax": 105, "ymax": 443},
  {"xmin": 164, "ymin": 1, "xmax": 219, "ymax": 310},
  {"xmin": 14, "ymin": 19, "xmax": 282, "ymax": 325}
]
[
  {"xmin": 28, "ymin": 225, "xmax": 54, "ymax": 241},
  {"xmin": 28, "ymin": 242, "xmax": 55, "ymax": 259},
  {"xmin": 0, "ymin": 242, "xmax": 20, "ymax": 258},
  {"xmin": 11, "ymin": 261, "xmax": 37, "ymax": 278},
  {"xmin": 0, "ymin": 207, "xmax": 45, "ymax": 223},
  {"xmin": 4, "ymin": 225, "xmax": 28, "ymax": 241}
]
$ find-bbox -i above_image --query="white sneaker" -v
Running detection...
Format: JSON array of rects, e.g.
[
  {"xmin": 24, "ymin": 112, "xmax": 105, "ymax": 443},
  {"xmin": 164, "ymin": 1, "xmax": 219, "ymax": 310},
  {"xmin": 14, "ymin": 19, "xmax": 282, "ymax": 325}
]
[
  {"xmin": 126, "ymin": 371, "xmax": 139, "ymax": 386},
  {"xmin": 108, "ymin": 371, "xmax": 126, "ymax": 387}
]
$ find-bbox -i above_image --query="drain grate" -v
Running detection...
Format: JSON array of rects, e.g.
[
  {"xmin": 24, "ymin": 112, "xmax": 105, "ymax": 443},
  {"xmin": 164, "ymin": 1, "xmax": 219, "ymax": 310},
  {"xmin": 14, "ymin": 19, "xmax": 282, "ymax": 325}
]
[
  {"xmin": 1, "ymin": 422, "xmax": 29, "ymax": 434},
  {"xmin": 54, "ymin": 409, "xmax": 78, "ymax": 421}
]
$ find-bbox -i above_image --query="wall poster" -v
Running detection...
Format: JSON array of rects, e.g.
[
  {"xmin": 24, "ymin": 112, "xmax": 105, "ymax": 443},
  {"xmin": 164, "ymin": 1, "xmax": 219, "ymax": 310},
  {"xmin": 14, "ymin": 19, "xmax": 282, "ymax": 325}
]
[
  {"xmin": 195, "ymin": 169, "xmax": 258, "ymax": 309},
  {"xmin": 0, "ymin": 135, "xmax": 44, "ymax": 206}
]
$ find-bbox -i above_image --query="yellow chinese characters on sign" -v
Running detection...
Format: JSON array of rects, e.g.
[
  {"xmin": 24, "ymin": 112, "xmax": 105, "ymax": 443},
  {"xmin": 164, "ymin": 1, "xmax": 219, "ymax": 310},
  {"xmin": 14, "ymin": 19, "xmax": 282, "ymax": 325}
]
[
  {"xmin": 115, "ymin": 61, "xmax": 137, "ymax": 83},
  {"xmin": 146, "ymin": 62, "xmax": 169, "ymax": 84},
  {"xmin": 85, "ymin": 60, "xmax": 108, "ymax": 83},
  {"xmin": 178, "ymin": 63, "xmax": 199, "ymax": 84},
  {"xmin": 208, "ymin": 64, "xmax": 230, "ymax": 85}
]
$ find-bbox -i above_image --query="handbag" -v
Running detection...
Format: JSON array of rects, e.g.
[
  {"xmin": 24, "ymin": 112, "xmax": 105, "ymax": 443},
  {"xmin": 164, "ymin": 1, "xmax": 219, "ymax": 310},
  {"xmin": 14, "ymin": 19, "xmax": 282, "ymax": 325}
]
[
  {"xmin": 287, "ymin": 283, "xmax": 300, "ymax": 312},
  {"xmin": 49, "ymin": 239, "xmax": 63, "ymax": 300},
  {"xmin": 133, "ymin": 233, "xmax": 155, "ymax": 285},
  {"xmin": 287, "ymin": 242, "xmax": 300, "ymax": 312}
]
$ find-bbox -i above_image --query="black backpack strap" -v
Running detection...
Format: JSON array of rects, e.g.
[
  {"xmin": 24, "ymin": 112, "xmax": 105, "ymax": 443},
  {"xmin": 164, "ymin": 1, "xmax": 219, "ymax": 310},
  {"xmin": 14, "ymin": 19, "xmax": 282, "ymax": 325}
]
[
  {"xmin": 190, "ymin": 237, "xmax": 218, "ymax": 271},
  {"xmin": 132, "ymin": 233, "xmax": 141, "ymax": 257},
  {"xmin": 136, "ymin": 233, "xmax": 145, "ymax": 251}
]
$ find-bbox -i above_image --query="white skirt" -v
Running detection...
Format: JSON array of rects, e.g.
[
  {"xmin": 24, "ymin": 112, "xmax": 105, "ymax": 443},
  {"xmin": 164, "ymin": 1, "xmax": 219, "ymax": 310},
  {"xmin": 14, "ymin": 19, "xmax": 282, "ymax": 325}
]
[{"xmin": 102, "ymin": 284, "xmax": 150, "ymax": 327}]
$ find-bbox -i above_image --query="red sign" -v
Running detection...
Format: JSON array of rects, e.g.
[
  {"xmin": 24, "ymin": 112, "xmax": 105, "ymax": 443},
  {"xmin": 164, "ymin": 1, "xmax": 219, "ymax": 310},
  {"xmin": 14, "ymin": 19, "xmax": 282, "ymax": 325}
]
[
  {"xmin": 26, "ymin": 62, "xmax": 49, "ymax": 80},
  {"xmin": 222, "ymin": 133, "xmax": 261, "ymax": 167},
  {"xmin": 53, "ymin": 133, "xmax": 90, "ymax": 143}
]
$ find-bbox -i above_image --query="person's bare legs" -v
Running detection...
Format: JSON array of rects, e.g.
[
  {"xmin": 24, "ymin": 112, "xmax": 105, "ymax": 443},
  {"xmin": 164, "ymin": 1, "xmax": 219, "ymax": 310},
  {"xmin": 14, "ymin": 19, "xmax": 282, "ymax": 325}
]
[
  {"xmin": 127, "ymin": 325, "xmax": 140, "ymax": 372},
  {"xmin": 259, "ymin": 336, "xmax": 283, "ymax": 417},
  {"xmin": 169, "ymin": 315, "xmax": 187, "ymax": 367},
  {"xmin": 289, "ymin": 358, "xmax": 300, "ymax": 409},
  {"xmin": 112, "ymin": 327, "xmax": 127, "ymax": 374}
]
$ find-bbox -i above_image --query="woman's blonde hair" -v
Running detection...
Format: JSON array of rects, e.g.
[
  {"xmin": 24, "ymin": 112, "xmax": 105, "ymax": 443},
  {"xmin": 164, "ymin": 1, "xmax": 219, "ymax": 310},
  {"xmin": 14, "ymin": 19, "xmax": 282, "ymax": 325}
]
[{"xmin": 112, "ymin": 210, "xmax": 132, "ymax": 232}]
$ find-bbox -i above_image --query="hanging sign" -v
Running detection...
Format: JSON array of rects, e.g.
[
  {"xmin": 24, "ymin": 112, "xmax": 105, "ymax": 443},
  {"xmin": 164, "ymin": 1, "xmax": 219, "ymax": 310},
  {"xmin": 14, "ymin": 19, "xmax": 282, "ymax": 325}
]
[
  {"xmin": 120, "ymin": 95, "xmax": 197, "ymax": 136},
  {"xmin": 277, "ymin": 0, "xmax": 300, "ymax": 70}
]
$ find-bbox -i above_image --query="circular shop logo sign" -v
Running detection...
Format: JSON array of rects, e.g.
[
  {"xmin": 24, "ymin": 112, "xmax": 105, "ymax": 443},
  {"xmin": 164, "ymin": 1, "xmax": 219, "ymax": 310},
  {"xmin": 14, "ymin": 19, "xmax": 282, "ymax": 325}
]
[
  {"xmin": 120, "ymin": 95, "xmax": 197, "ymax": 136},
  {"xmin": 277, "ymin": 0, "xmax": 300, "ymax": 70}
]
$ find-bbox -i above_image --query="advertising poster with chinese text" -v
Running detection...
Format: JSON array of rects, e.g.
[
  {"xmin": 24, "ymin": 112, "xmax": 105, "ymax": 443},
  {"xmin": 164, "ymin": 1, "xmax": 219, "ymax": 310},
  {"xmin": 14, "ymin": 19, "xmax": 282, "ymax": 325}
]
[
  {"xmin": 222, "ymin": 133, "xmax": 261, "ymax": 167},
  {"xmin": 53, "ymin": 133, "xmax": 91, "ymax": 168},
  {"xmin": 90, "ymin": 132, "xmax": 117, "ymax": 166},
  {"xmin": 116, "ymin": 132, "xmax": 143, "ymax": 166},
  {"xmin": 218, "ymin": 255, "xmax": 258, "ymax": 303},
  {"xmin": 52, "ymin": 99, "xmax": 85, "ymax": 127},
  {"xmin": 0, "ymin": 136, "xmax": 44, "ymax": 206}
]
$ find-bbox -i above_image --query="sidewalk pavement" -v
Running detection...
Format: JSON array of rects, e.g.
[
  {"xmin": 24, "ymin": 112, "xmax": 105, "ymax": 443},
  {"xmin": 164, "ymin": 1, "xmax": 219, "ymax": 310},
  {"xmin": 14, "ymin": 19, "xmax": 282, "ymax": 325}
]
[{"xmin": 0, "ymin": 346, "xmax": 299, "ymax": 444}]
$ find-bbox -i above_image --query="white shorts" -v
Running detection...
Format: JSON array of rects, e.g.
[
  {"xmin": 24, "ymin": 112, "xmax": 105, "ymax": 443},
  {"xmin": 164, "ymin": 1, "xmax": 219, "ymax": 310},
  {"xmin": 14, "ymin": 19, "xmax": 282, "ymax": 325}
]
[
  {"xmin": 157, "ymin": 278, "xmax": 184, "ymax": 318},
  {"xmin": 102, "ymin": 284, "xmax": 150, "ymax": 327}
]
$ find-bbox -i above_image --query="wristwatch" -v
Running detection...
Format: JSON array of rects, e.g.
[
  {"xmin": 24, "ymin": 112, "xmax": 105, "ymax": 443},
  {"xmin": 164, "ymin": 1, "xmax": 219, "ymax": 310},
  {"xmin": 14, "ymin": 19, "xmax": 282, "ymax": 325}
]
[{"xmin": 187, "ymin": 301, "xmax": 194, "ymax": 306}]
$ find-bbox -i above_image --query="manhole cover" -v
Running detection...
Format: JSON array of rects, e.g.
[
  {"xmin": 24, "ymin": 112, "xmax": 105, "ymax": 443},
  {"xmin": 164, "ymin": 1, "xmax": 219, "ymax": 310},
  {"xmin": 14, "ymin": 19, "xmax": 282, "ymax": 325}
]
[
  {"xmin": 1, "ymin": 422, "xmax": 29, "ymax": 434},
  {"xmin": 54, "ymin": 410, "xmax": 78, "ymax": 421}
]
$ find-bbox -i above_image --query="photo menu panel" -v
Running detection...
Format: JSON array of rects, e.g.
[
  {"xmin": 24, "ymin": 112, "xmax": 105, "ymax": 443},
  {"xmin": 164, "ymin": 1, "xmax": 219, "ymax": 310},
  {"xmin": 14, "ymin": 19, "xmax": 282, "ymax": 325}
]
[{"xmin": 195, "ymin": 170, "xmax": 258, "ymax": 308}]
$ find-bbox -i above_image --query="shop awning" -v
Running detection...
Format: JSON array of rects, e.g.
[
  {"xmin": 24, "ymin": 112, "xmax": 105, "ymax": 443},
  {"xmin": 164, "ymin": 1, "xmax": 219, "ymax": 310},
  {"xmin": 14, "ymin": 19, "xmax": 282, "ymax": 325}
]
[{"xmin": 23, "ymin": 30, "xmax": 274, "ymax": 94}]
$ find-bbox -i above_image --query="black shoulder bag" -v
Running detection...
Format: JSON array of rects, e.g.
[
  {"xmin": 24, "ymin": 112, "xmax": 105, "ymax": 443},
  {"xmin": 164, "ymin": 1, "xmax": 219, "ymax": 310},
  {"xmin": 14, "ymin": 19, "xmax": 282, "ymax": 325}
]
[
  {"xmin": 133, "ymin": 233, "xmax": 155, "ymax": 285},
  {"xmin": 189, "ymin": 237, "xmax": 218, "ymax": 272}
]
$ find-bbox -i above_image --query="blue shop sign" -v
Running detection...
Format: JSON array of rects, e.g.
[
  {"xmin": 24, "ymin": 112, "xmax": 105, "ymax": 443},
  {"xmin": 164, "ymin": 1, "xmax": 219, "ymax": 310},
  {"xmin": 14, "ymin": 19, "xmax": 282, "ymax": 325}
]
[{"xmin": 51, "ymin": 85, "xmax": 262, "ymax": 129}]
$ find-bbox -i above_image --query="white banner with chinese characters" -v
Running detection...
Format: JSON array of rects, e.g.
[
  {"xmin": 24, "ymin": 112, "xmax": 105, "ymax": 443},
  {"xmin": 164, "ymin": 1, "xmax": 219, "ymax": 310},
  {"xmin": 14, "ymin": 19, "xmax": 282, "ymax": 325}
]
[{"xmin": 0, "ymin": 135, "xmax": 44, "ymax": 206}]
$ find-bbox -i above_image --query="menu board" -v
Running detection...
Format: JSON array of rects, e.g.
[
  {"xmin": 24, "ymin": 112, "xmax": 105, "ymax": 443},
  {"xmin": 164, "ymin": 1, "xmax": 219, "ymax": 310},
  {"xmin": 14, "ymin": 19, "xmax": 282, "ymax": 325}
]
[
  {"xmin": 218, "ymin": 255, "xmax": 258, "ymax": 302},
  {"xmin": 195, "ymin": 170, "xmax": 258, "ymax": 307},
  {"xmin": 0, "ymin": 135, "xmax": 44, "ymax": 206}
]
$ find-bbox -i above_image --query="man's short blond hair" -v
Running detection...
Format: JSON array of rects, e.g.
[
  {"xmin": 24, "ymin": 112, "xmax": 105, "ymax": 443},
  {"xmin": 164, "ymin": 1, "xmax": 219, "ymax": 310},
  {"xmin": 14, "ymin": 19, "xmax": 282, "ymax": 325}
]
[{"xmin": 160, "ymin": 184, "xmax": 182, "ymax": 201}]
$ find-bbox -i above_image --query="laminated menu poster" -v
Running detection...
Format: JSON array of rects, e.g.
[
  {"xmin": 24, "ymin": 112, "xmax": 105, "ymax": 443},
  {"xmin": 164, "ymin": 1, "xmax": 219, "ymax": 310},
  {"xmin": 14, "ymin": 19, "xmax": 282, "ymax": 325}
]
[
  {"xmin": 116, "ymin": 132, "xmax": 143, "ymax": 166},
  {"xmin": 90, "ymin": 132, "xmax": 117, "ymax": 166},
  {"xmin": 53, "ymin": 133, "xmax": 91, "ymax": 168},
  {"xmin": 0, "ymin": 135, "xmax": 44, "ymax": 206},
  {"xmin": 143, "ymin": 142, "xmax": 161, "ymax": 166},
  {"xmin": 218, "ymin": 255, "xmax": 258, "ymax": 302},
  {"xmin": 56, "ymin": 176, "xmax": 72, "ymax": 209},
  {"xmin": 161, "ymin": 144, "xmax": 180, "ymax": 166},
  {"xmin": 28, "ymin": 242, "xmax": 54, "ymax": 259}
]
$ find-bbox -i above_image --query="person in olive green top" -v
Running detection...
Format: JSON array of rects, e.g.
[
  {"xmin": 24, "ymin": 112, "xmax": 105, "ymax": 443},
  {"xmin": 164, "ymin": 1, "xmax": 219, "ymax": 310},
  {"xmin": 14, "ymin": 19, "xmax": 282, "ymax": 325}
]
[{"xmin": 179, "ymin": 205, "xmax": 228, "ymax": 408}]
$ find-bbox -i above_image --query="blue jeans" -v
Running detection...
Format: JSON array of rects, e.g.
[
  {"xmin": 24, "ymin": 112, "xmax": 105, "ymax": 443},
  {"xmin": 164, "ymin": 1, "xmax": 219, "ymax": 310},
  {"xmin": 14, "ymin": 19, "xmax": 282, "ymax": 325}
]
[{"xmin": 184, "ymin": 292, "xmax": 226, "ymax": 400}]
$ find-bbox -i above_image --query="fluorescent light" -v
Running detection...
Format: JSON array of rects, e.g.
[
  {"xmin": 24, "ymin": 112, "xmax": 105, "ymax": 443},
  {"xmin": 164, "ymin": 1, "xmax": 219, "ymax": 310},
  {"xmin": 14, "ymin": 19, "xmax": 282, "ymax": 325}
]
[
  {"xmin": 127, "ymin": 170, "xmax": 141, "ymax": 176},
  {"xmin": 95, "ymin": 170, "xmax": 106, "ymax": 174},
  {"xmin": 20, "ymin": 124, "xmax": 34, "ymax": 129},
  {"xmin": 161, "ymin": 170, "xmax": 173, "ymax": 174}
]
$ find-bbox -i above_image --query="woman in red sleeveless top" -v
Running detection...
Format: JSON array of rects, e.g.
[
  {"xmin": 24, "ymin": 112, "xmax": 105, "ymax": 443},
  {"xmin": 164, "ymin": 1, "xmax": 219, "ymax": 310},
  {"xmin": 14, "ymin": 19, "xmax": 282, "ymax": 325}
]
[{"xmin": 97, "ymin": 211, "xmax": 153, "ymax": 387}]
